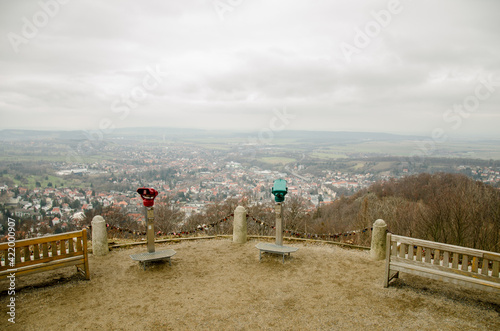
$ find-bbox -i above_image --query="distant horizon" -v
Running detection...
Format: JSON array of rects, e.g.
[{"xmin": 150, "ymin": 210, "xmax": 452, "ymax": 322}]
[{"xmin": 1, "ymin": 126, "xmax": 500, "ymax": 141}]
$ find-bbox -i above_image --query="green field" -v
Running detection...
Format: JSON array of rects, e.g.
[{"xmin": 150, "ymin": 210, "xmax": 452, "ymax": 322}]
[
  {"xmin": 310, "ymin": 152, "xmax": 347, "ymax": 159},
  {"xmin": 111, "ymin": 135, "xmax": 500, "ymax": 161},
  {"xmin": 0, "ymin": 153, "xmax": 108, "ymax": 163},
  {"xmin": 258, "ymin": 157, "xmax": 297, "ymax": 165},
  {"xmin": 1, "ymin": 173, "xmax": 88, "ymax": 190},
  {"xmin": 303, "ymin": 140, "xmax": 500, "ymax": 160}
]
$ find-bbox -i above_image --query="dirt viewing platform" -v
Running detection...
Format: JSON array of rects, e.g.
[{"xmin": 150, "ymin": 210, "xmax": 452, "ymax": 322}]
[{"xmin": 1, "ymin": 237, "xmax": 499, "ymax": 330}]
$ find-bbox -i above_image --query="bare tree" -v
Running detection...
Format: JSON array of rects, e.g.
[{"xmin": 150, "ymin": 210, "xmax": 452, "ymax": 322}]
[
  {"xmin": 283, "ymin": 195, "xmax": 309, "ymax": 232},
  {"xmin": 155, "ymin": 197, "xmax": 185, "ymax": 234}
]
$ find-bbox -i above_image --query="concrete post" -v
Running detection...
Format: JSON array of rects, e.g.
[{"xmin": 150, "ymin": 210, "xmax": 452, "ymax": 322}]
[
  {"xmin": 233, "ymin": 206, "xmax": 247, "ymax": 244},
  {"xmin": 370, "ymin": 219, "xmax": 387, "ymax": 260},
  {"xmin": 275, "ymin": 203, "xmax": 283, "ymax": 246},
  {"xmin": 91, "ymin": 215, "xmax": 109, "ymax": 256}
]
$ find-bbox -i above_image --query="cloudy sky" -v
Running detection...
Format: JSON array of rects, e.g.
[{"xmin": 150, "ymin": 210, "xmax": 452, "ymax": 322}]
[{"xmin": 1, "ymin": 0, "xmax": 499, "ymax": 138}]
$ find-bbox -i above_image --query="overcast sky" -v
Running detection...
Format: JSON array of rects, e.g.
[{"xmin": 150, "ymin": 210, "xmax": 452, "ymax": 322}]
[{"xmin": 1, "ymin": 0, "xmax": 499, "ymax": 138}]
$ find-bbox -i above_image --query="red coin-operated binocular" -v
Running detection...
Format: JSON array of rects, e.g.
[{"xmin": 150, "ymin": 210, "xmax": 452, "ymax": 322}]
[{"xmin": 137, "ymin": 187, "xmax": 158, "ymax": 207}]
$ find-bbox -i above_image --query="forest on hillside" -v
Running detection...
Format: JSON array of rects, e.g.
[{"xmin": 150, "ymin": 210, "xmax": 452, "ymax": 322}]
[{"xmin": 312, "ymin": 173, "xmax": 500, "ymax": 252}]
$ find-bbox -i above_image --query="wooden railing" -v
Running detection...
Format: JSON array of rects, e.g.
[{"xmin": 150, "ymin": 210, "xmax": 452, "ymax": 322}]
[
  {"xmin": 0, "ymin": 229, "xmax": 90, "ymax": 280},
  {"xmin": 384, "ymin": 233, "xmax": 500, "ymax": 293}
]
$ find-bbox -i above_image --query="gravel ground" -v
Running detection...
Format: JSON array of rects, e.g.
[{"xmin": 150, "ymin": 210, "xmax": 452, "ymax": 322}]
[{"xmin": 1, "ymin": 237, "xmax": 499, "ymax": 330}]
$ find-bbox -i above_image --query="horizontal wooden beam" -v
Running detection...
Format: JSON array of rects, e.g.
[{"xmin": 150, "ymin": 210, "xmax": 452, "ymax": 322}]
[
  {"xmin": 0, "ymin": 230, "xmax": 84, "ymax": 249},
  {"xmin": 390, "ymin": 234, "xmax": 499, "ymax": 259},
  {"xmin": 0, "ymin": 250, "xmax": 85, "ymax": 271},
  {"xmin": 391, "ymin": 256, "xmax": 500, "ymax": 284},
  {"xmin": 390, "ymin": 261, "xmax": 500, "ymax": 293},
  {"xmin": 0, "ymin": 256, "xmax": 85, "ymax": 279}
]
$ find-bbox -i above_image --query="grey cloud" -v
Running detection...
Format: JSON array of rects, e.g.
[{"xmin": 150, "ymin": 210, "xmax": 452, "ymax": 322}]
[{"xmin": 0, "ymin": 0, "xmax": 499, "ymax": 137}]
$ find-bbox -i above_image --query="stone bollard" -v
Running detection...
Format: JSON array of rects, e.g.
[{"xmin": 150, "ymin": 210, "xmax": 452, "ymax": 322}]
[
  {"xmin": 233, "ymin": 206, "xmax": 247, "ymax": 244},
  {"xmin": 370, "ymin": 219, "xmax": 387, "ymax": 260},
  {"xmin": 92, "ymin": 215, "xmax": 109, "ymax": 256}
]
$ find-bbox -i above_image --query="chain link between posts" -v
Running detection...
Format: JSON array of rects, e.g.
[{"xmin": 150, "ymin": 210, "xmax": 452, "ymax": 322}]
[{"xmin": 86, "ymin": 213, "xmax": 374, "ymax": 241}]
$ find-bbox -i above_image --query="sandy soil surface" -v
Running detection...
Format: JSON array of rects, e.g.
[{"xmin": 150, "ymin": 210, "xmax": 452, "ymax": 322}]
[{"xmin": 1, "ymin": 237, "xmax": 499, "ymax": 330}]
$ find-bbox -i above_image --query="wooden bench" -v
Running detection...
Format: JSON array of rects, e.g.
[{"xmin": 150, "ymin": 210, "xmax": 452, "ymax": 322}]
[
  {"xmin": 384, "ymin": 233, "xmax": 500, "ymax": 293},
  {"xmin": 0, "ymin": 229, "xmax": 90, "ymax": 281}
]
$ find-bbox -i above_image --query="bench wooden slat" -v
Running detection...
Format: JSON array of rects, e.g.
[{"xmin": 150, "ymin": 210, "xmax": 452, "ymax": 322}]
[
  {"xmin": 443, "ymin": 251, "xmax": 449, "ymax": 268},
  {"xmin": 34, "ymin": 244, "xmax": 40, "ymax": 260},
  {"xmin": 481, "ymin": 259, "xmax": 489, "ymax": 276},
  {"xmin": 425, "ymin": 248, "xmax": 431, "ymax": 264},
  {"xmin": 391, "ymin": 241, "xmax": 397, "ymax": 256},
  {"xmin": 493, "ymin": 261, "xmax": 499, "ymax": 277},
  {"xmin": 433, "ymin": 249, "xmax": 440, "ymax": 265},
  {"xmin": 69, "ymin": 239, "xmax": 74, "ymax": 253},
  {"xmin": 452, "ymin": 252, "xmax": 459, "ymax": 269},
  {"xmin": 24, "ymin": 245, "xmax": 30, "ymax": 262},
  {"xmin": 408, "ymin": 245, "xmax": 414, "ymax": 261},
  {"xmin": 42, "ymin": 242, "xmax": 48, "ymax": 259},
  {"xmin": 15, "ymin": 247, "xmax": 21, "ymax": 263},
  {"xmin": 471, "ymin": 257, "xmax": 478, "ymax": 273},
  {"xmin": 51, "ymin": 241, "xmax": 58, "ymax": 257},
  {"xmin": 76, "ymin": 237, "xmax": 82, "ymax": 252},
  {"xmin": 462, "ymin": 255, "xmax": 469, "ymax": 271},
  {"xmin": 399, "ymin": 243, "xmax": 406, "ymax": 258},
  {"xmin": 60, "ymin": 239, "xmax": 66, "ymax": 255},
  {"xmin": 416, "ymin": 246, "xmax": 422, "ymax": 261}
]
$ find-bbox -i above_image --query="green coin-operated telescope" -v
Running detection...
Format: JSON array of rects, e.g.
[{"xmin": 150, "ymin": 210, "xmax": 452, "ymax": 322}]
[{"xmin": 271, "ymin": 179, "xmax": 288, "ymax": 203}]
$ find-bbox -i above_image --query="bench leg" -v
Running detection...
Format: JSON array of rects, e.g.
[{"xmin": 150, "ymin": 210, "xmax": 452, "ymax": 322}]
[
  {"xmin": 385, "ymin": 271, "xmax": 399, "ymax": 287},
  {"xmin": 76, "ymin": 264, "xmax": 90, "ymax": 280}
]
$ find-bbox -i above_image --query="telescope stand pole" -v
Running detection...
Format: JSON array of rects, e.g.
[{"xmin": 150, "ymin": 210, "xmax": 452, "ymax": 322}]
[
  {"xmin": 275, "ymin": 202, "xmax": 283, "ymax": 246},
  {"xmin": 146, "ymin": 206, "xmax": 155, "ymax": 253}
]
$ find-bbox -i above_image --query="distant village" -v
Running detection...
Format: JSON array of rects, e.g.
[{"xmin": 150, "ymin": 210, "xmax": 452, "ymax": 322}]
[
  {"xmin": 1, "ymin": 163, "xmax": 375, "ymax": 234},
  {"xmin": 1, "ymin": 140, "xmax": 499, "ymax": 239}
]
